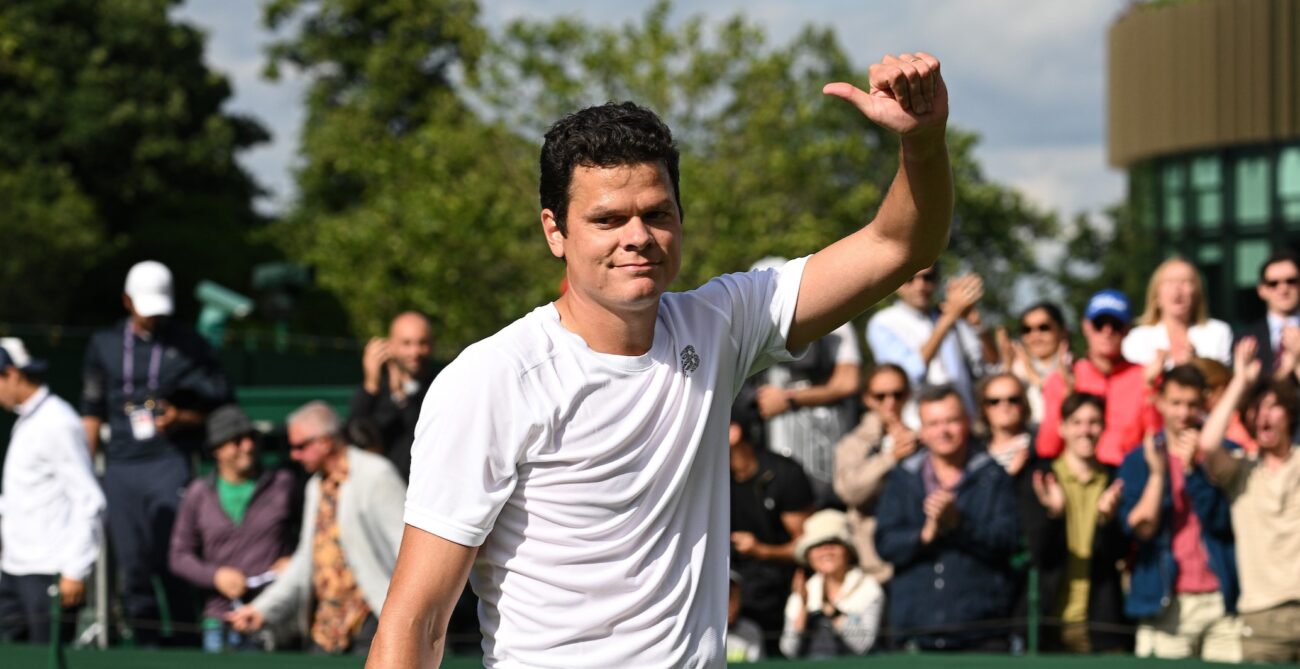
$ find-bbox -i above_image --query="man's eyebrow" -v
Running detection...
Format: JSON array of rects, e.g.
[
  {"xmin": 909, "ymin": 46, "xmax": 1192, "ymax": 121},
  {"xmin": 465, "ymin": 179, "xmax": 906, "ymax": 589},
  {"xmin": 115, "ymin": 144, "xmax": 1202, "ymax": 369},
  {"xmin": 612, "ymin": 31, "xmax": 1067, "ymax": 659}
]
[{"xmin": 582, "ymin": 200, "xmax": 675, "ymax": 220}]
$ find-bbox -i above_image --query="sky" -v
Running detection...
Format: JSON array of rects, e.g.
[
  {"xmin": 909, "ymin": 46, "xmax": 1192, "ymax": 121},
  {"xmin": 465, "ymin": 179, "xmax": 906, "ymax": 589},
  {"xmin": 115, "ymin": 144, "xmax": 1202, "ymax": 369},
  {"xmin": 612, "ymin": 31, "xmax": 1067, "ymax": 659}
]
[{"xmin": 173, "ymin": 0, "xmax": 1133, "ymax": 224}]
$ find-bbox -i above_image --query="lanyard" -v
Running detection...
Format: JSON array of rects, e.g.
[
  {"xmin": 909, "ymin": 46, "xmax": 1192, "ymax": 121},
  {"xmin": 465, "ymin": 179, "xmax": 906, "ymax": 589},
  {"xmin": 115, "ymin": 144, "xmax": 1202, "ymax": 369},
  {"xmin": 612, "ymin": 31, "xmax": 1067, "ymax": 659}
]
[{"xmin": 123, "ymin": 322, "xmax": 163, "ymax": 397}]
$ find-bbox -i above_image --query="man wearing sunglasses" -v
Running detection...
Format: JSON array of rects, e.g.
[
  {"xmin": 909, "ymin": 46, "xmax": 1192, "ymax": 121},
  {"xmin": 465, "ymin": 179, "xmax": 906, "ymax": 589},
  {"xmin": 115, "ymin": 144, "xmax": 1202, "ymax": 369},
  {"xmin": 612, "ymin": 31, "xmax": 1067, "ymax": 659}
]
[
  {"xmin": 866, "ymin": 265, "xmax": 995, "ymax": 416},
  {"xmin": 227, "ymin": 401, "xmax": 405, "ymax": 655},
  {"xmin": 1239, "ymin": 249, "xmax": 1300, "ymax": 376},
  {"xmin": 1037, "ymin": 290, "xmax": 1161, "ymax": 466}
]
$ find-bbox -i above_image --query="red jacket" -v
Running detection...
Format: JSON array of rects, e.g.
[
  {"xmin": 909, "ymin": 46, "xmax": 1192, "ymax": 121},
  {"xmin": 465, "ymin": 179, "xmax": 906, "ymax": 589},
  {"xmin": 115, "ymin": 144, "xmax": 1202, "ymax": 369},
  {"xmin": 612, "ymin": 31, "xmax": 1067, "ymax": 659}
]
[{"xmin": 1035, "ymin": 358, "xmax": 1161, "ymax": 466}]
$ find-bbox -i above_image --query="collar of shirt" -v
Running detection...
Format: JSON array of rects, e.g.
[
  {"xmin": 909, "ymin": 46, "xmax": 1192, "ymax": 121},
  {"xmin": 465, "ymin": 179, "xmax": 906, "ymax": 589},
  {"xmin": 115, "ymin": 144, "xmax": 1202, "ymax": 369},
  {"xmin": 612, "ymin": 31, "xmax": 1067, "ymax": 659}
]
[
  {"xmin": 1267, "ymin": 313, "xmax": 1300, "ymax": 341},
  {"xmin": 15, "ymin": 385, "xmax": 50, "ymax": 418}
]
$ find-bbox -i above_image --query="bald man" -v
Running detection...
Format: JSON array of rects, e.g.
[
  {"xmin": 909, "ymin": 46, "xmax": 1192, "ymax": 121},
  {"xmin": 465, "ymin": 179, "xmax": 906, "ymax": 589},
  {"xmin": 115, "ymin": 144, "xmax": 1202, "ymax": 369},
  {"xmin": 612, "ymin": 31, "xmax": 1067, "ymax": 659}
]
[{"xmin": 348, "ymin": 312, "xmax": 438, "ymax": 479}]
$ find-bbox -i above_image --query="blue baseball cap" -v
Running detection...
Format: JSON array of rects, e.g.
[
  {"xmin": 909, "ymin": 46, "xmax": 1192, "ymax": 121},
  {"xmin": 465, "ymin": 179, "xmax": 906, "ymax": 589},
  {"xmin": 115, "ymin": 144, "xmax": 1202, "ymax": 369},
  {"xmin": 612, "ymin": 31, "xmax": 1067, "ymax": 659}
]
[
  {"xmin": 1083, "ymin": 290, "xmax": 1132, "ymax": 325},
  {"xmin": 0, "ymin": 338, "xmax": 48, "ymax": 375}
]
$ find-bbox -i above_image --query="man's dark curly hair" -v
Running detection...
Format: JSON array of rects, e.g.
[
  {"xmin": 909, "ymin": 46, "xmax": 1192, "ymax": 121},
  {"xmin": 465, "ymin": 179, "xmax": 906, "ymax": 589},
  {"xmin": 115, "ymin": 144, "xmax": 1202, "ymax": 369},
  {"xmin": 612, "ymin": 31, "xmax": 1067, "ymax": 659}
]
[{"xmin": 539, "ymin": 101, "xmax": 682, "ymax": 235}]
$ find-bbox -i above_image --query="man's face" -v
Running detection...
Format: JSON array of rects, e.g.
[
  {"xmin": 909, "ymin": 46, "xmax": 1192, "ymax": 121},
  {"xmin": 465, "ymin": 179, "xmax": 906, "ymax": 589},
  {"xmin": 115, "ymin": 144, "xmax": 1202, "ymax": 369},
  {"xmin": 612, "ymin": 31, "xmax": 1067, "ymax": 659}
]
[
  {"xmin": 918, "ymin": 395, "xmax": 969, "ymax": 458},
  {"xmin": 542, "ymin": 162, "xmax": 682, "ymax": 315},
  {"xmin": 287, "ymin": 421, "xmax": 334, "ymax": 474},
  {"xmin": 122, "ymin": 295, "xmax": 163, "ymax": 333},
  {"xmin": 0, "ymin": 368, "xmax": 19, "ymax": 410},
  {"xmin": 896, "ymin": 267, "xmax": 938, "ymax": 311},
  {"xmin": 1062, "ymin": 403, "xmax": 1104, "ymax": 460},
  {"xmin": 214, "ymin": 434, "xmax": 257, "ymax": 479},
  {"xmin": 1082, "ymin": 315, "xmax": 1128, "ymax": 361},
  {"xmin": 864, "ymin": 369, "xmax": 908, "ymax": 423},
  {"xmin": 1157, "ymin": 381, "xmax": 1204, "ymax": 434},
  {"xmin": 1250, "ymin": 391, "xmax": 1292, "ymax": 450},
  {"xmin": 388, "ymin": 315, "xmax": 433, "ymax": 376},
  {"xmin": 1258, "ymin": 260, "xmax": 1300, "ymax": 316}
]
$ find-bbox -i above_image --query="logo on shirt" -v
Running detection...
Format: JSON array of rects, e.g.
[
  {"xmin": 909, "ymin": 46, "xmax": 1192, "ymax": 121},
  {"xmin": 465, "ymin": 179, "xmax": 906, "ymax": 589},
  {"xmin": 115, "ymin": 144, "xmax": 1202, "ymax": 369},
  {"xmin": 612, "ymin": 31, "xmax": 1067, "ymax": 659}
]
[{"xmin": 680, "ymin": 345, "xmax": 700, "ymax": 375}]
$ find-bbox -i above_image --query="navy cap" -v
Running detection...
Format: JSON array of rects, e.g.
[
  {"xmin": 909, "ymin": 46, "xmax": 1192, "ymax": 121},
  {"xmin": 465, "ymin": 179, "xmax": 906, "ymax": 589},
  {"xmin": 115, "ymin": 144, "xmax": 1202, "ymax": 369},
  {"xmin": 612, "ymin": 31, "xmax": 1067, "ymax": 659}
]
[
  {"xmin": 1083, "ymin": 290, "xmax": 1132, "ymax": 325},
  {"xmin": 0, "ymin": 338, "xmax": 48, "ymax": 375}
]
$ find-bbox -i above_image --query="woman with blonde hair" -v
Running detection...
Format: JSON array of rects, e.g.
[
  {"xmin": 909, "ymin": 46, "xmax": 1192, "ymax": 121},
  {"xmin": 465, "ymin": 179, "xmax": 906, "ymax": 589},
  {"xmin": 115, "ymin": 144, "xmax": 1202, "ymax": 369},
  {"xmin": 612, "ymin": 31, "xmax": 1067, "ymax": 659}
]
[{"xmin": 1122, "ymin": 256, "xmax": 1232, "ymax": 366}]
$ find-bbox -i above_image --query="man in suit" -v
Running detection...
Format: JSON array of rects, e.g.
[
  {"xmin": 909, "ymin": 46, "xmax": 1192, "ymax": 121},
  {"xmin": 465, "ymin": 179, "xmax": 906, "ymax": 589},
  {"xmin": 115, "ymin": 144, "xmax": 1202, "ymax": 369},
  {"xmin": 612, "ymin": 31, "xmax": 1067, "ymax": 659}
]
[{"xmin": 1240, "ymin": 249, "xmax": 1300, "ymax": 375}]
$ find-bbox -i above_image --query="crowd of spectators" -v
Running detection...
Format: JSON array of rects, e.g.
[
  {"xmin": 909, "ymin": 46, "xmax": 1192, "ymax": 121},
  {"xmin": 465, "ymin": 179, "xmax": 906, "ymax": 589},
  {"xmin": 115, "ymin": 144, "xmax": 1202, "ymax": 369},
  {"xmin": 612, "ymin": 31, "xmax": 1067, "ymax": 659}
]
[
  {"xmin": 5, "ymin": 249, "xmax": 1300, "ymax": 664},
  {"xmin": 0, "ymin": 261, "xmax": 427, "ymax": 655},
  {"xmin": 729, "ymin": 248, "xmax": 1300, "ymax": 664}
]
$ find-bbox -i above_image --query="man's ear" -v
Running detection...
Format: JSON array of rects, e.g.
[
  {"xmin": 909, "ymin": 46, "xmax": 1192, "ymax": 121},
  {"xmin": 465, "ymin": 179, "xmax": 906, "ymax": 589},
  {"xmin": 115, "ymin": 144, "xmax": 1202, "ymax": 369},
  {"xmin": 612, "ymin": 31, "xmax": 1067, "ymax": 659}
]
[{"xmin": 541, "ymin": 209, "xmax": 566, "ymax": 259}]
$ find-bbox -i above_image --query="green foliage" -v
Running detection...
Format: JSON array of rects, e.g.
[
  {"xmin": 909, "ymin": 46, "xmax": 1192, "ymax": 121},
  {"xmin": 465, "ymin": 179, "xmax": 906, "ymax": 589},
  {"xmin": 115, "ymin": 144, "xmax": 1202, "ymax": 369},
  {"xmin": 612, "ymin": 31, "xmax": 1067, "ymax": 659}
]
[
  {"xmin": 262, "ymin": 0, "xmax": 548, "ymax": 344},
  {"xmin": 0, "ymin": 0, "xmax": 269, "ymax": 325},
  {"xmin": 1052, "ymin": 204, "xmax": 1159, "ymax": 323},
  {"xmin": 272, "ymin": 0, "xmax": 1059, "ymax": 350},
  {"xmin": 470, "ymin": 1, "xmax": 1056, "ymax": 323}
]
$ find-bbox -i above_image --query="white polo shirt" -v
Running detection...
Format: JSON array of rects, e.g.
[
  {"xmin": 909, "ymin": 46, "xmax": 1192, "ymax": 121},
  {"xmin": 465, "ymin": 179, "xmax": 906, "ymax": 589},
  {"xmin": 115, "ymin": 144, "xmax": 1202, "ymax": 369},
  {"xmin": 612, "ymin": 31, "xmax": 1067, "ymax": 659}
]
[
  {"xmin": 0, "ymin": 387, "xmax": 106, "ymax": 579},
  {"xmin": 406, "ymin": 257, "xmax": 807, "ymax": 668}
]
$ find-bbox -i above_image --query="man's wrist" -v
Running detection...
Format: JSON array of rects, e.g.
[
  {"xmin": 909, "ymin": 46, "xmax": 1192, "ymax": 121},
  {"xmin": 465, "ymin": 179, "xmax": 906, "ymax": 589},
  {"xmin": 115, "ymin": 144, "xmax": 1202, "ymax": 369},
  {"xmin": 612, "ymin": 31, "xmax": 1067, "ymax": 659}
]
[{"xmin": 900, "ymin": 128, "xmax": 948, "ymax": 161}]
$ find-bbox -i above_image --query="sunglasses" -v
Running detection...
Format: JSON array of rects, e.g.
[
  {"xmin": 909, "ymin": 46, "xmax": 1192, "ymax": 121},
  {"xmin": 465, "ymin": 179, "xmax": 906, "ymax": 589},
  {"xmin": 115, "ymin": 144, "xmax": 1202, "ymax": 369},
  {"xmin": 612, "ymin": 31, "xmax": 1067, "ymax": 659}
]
[
  {"xmin": 288, "ymin": 434, "xmax": 327, "ymax": 451},
  {"xmin": 870, "ymin": 390, "xmax": 907, "ymax": 402},
  {"xmin": 1263, "ymin": 277, "xmax": 1300, "ymax": 289},
  {"xmin": 910, "ymin": 273, "xmax": 939, "ymax": 284},
  {"xmin": 1020, "ymin": 322, "xmax": 1055, "ymax": 335},
  {"xmin": 984, "ymin": 396, "xmax": 1024, "ymax": 407},
  {"xmin": 1090, "ymin": 316, "xmax": 1126, "ymax": 332}
]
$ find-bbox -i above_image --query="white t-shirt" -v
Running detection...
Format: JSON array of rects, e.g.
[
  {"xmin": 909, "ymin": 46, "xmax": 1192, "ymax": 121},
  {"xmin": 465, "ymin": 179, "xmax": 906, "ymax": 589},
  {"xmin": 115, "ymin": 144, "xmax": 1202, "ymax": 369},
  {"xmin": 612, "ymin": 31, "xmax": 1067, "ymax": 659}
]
[
  {"xmin": 406, "ymin": 257, "xmax": 808, "ymax": 669},
  {"xmin": 1121, "ymin": 319, "xmax": 1233, "ymax": 366}
]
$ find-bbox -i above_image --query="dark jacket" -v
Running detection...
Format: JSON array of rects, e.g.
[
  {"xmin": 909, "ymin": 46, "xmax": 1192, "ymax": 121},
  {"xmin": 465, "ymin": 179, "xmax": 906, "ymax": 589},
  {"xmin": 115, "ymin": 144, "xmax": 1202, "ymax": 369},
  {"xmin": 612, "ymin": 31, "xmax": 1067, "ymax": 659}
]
[
  {"xmin": 81, "ymin": 318, "xmax": 232, "ymax": 462},
  {"xmin": 168, "ymin": 468, "xmax": 300, "ymax": 619},
  {"xmin": 1117, "ymin": 437, "xmax": 1239, "ymax": 620},
  {"xmin": 1238, "ymin": 319, "xmax": 1276, "ymax": 375},
  {"xmin": 875, "ymin": 447, "xmax": 1019, "ymax": 649},
  {"xmin": 348, "ymin": 365, "xmax": 438, "ymax": 480},
  {"xmin": 1021, "ymin": 459, "xmax": 1133, "ymax": 652}
]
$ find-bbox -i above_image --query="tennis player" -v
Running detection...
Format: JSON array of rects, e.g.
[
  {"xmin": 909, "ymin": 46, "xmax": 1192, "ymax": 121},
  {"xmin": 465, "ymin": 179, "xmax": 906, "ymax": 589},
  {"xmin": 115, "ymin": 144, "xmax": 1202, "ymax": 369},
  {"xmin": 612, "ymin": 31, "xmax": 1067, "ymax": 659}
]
[{"xmin": 367, "ymin": 51, "xmax": 951, "ymax": 668}]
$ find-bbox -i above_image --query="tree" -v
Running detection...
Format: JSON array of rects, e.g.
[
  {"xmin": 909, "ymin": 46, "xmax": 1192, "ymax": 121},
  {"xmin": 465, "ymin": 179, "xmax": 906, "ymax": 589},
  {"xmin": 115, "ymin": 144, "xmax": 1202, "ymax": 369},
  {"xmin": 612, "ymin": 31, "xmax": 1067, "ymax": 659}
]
[
  {"xmin": 263, "ymin": 0, "xmax": 552, "ymax": 344},
  {"xmin": 273, "ymin": 0, "xmax": 1057, "ymax": 350},
  {"xmin": 1052, "ymin": 204, "xmax": 1159, "ymax": 322},
  {"xmin": 469, "ymin": 1, "xmax": 1057, "ymax": 323},
  {"xmin": 0, "ymin": 0, "xmax": 270, "ymax": 325}
]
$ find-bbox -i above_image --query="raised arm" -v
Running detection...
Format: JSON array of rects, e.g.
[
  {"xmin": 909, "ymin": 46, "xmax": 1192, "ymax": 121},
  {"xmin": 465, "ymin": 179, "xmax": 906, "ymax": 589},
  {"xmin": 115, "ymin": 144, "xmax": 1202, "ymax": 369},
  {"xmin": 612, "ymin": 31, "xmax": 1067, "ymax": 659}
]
[
  {"xmin": 366, "ymin": 525, "xmax": 477, "ymax": 668},
  {"xmin": 789, "ymin": 53, "xmax": 953, "ymax": 351},
  {"xmin": 1199, "ymin": 338, "xmax": 1257, "ymax": 484}
]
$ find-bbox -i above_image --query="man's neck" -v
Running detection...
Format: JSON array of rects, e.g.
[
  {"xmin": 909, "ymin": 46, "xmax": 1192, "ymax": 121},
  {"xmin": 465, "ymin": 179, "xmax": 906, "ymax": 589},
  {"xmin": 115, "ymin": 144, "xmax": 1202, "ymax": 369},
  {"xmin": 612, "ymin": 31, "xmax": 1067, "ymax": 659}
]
[
  {"xmin": 1062, "ymin": 449, "xmax": 1098, "ymax": 483},
  {"xmin": 1086, "ymin": 350, "xmax": 1117, "ymax": 375},
  {"xmin": 323, "ymin": 446, "xmax": 349, "ymax": 480},
  {"xmin": 554, "ymin": 292, "xmax": 659, "ymax": 356},
  {"xmin": 929, "ymin": 448, "xmax": 968, "ymax": 480},
  {"xmin": 130, "ymin": 318, "xmax": 156, "ymax": 339},
  {"xmin": 1260, "ymin": 442, "xmax": 1293, "ymax": 471},
  {"xmin": 11, "ymin": 382, "xmax": 40, "ymax": 412},
  {"xmin": 1268, "ymin": 309, "xmax": 1299, "ymax": 322}
]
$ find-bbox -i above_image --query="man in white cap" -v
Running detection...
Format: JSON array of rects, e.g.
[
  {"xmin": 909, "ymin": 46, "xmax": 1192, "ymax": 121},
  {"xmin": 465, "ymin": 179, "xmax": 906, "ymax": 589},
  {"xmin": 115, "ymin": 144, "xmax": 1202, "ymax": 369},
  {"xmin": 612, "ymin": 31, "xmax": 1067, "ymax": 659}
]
[
  {"xmin": 80, "ymin": 260, "xmax": 232, "ymax": 645},
  {"xmin": 0, "ymin": 338, "xmax": 106, "ymax": 644}
]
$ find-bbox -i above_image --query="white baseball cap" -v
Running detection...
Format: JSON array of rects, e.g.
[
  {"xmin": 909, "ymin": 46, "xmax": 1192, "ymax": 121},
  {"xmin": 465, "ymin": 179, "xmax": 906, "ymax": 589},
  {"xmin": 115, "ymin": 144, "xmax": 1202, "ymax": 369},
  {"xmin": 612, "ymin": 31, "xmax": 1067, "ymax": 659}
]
[
  {"xmin": 0, "ymin": 337, "xmax": 48, "ymax": 374},
  {"xmin": 124, "ymin": 260, "xmax": 174, "ymax": 317}
]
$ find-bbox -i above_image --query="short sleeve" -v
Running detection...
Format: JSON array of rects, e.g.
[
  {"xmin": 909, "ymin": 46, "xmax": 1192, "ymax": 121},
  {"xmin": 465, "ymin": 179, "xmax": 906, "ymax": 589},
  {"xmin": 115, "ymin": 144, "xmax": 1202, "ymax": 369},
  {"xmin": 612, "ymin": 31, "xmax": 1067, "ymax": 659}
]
[
  {"xmin": 688, "ymin": 256, "xmax": 809, "ymax": 389},
  {"xmin": 403, "ymin": 346, "xmax": 543, "ymax": 547}
]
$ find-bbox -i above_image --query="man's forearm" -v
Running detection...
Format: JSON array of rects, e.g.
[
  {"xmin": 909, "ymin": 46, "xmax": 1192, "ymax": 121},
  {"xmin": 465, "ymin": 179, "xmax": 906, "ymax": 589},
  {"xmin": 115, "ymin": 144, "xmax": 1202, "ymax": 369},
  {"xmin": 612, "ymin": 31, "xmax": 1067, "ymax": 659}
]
[
  {"xmin": 918, "ymin": 309, "xmax": 961, "ymax": 368},
  {"xmin": 1127, "ymin": 476, "xmax": 1164, "ymax": 540}
]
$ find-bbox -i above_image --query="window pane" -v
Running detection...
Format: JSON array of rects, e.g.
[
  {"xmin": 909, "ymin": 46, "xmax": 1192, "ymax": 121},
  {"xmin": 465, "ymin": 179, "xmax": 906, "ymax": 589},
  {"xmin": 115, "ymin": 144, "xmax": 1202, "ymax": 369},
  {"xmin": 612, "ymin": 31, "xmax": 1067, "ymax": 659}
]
[
  {"xmin": 1163, "ymin": 163, "xmax": 1185, "ymax": 232},
  {"xmin": 1192, "ymin": 156, "xmax": 1221, "ymax": 188},
  {"xmin": 1280, "ymin": 147, "xmax": 1300, "ymax": 225},
  {"xmin": 1192, "ymin": 156, "xmax": 1222, "ymax": 230},
  {"xmin": 1280, "ymin": 147, "xmax": 1300, "ymax": 197},
  {"xmin": 1235, "ymin": 239, "xmax": 1271, "ymax": 288},
  {"xmin": 1235, "ymin": 156, "xmax": 1271, "ymax": 228}
]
